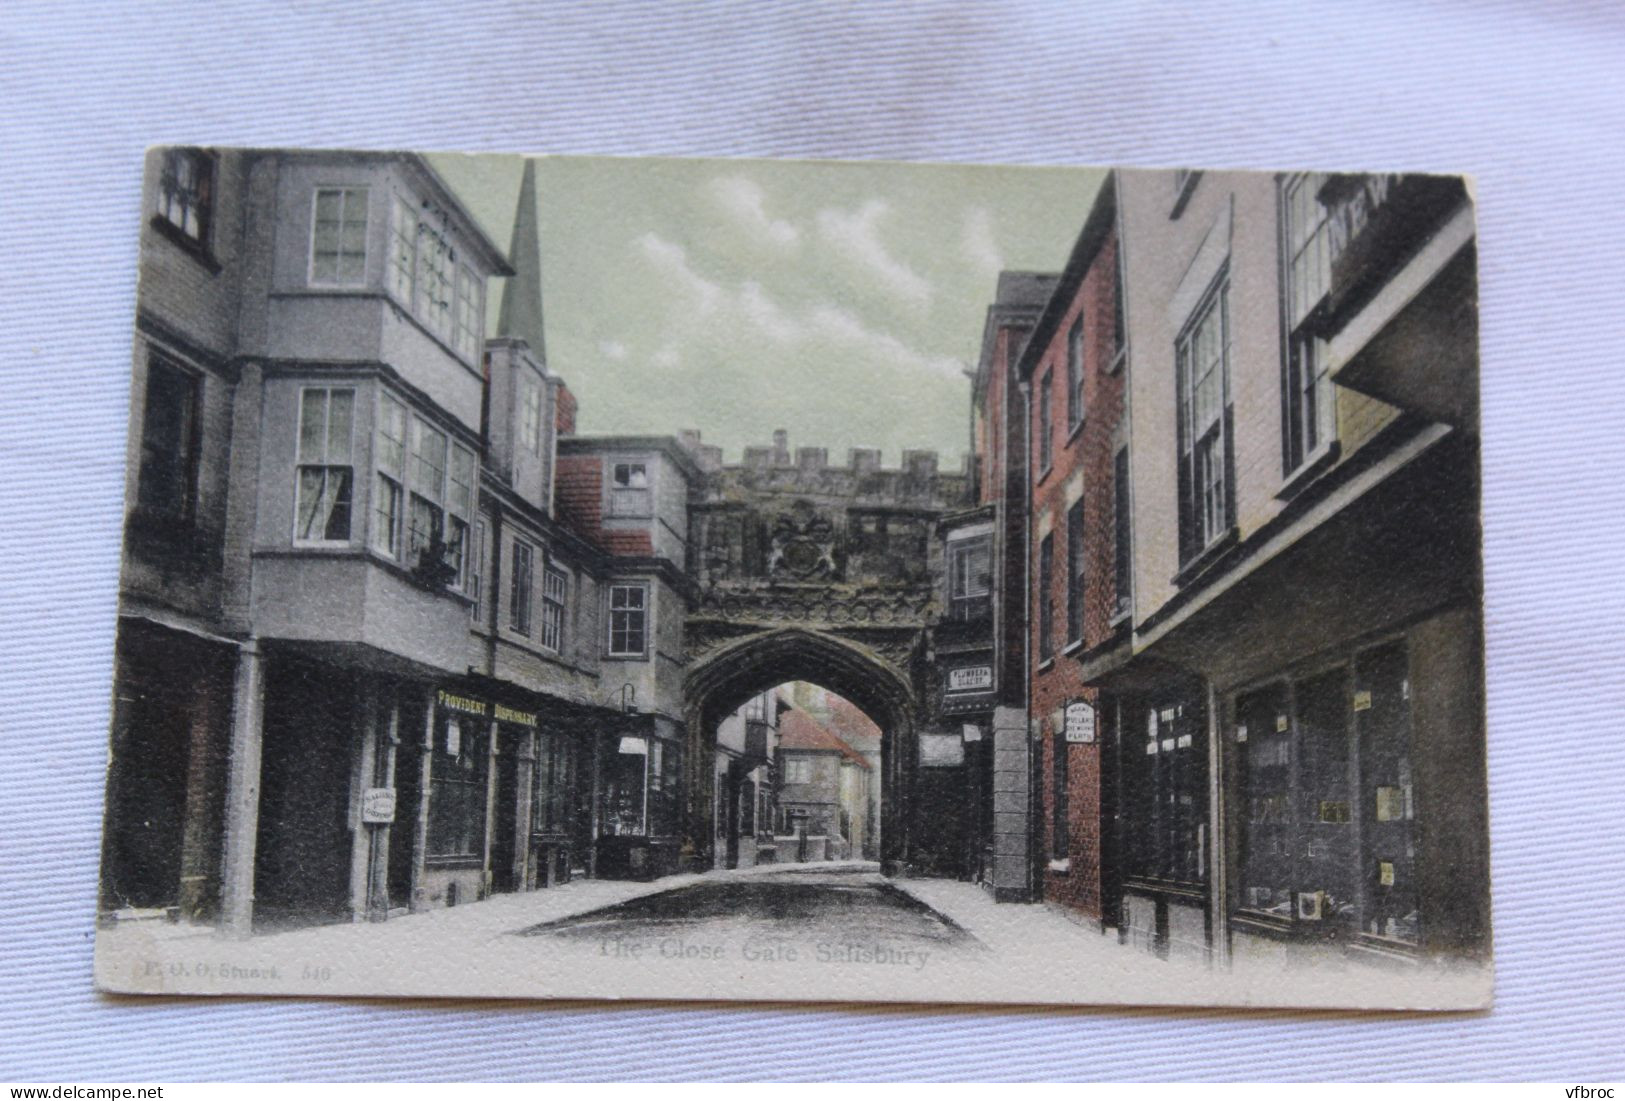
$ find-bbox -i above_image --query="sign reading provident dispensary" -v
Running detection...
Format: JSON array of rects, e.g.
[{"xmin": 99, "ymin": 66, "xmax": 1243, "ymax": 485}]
[{"xmin": 93, "ymin": 147, "xmax": 1491, "ymax": 1011}]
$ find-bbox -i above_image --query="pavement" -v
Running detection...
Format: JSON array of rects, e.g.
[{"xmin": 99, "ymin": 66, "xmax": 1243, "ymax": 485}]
[{"xmin": 94, "ymin": 860, "xmax": 1491, "ymax": 1009}]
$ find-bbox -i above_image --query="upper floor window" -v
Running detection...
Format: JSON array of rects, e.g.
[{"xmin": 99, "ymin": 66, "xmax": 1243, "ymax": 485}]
[
  {"xmin": 1037, "ymin": 531, "xmax": 1055, "ymax": 662},
  {"xmin": 400, "ymin": 417, "xmax": 475, "ymax": 588},
  {"xmin": 389, "ymin": 195, "xmax": 482, "ymax": 363},
  {"xmin": 136, "ymin": 354, "xmax": 200, "ymax": 524},
  {"xmin": 155, "ymin": 148, "xmax": 214, "ymax": 248},
  {"xmin": 510, "ymin": 539, "xmax": 534, "ymax": 637},
  {"xmin": 784, "ymin": 759, "xmax": 812, "ymax": 786},
  {"xmin": 469, "ymin": 519, "xmax": 487, "ymax": 625},
  {"xmin": 519, "ymin": 374, "xmax": 543, "ymax": 455},
  {"xmin": 371, "ymin": 394, "xmax": 408, "ymax": 560},
  {"xmin": 746, "ymin": 693, "xmax": 770, "ymax": 722},
  {"xmin": 1112, "ymin": 446, "xmax": 1133, "ymax": 617},
  {"xmin": 1175, "ymin": 276, "xmax": 1234, "ymax": 564},
  {"xmin": 1066, "ymin": 498, "xmax": 1085, "ymax": 647},
  {"xmin": 609, "ymin": 461, "xmax": 652, "ymax": 518},
  {"xmin": 310, "ymin": 187, "xmax": 368, "ymax": 287},
  {"xmin": 294, "ymin": 387, "xmax": 354, "ymax": 544},
  {"xmin": 540, "ymin": 564, "xmax": 568, "ymax": 652},
  {"xmin": 1037, "ymin": 368, "xmax": 1054, "ymax": 474},
  {"xmin": 608, "ymin": 583, "xmax": 649, "ymax": 657},
  {"xmin": 1066, "ymin": 315, "xmax": 1085, "ymax": 432},
  {"xmin": 453, "ymin": 265, "xmax": 482, "ymax": 361},
  {"xmin": 947, "ymin": 533, "xmax": 992, "ymax": 624},
  {"xmin": 1282, "ymin": 173, "xmax": 1337, "ymax": 474}
]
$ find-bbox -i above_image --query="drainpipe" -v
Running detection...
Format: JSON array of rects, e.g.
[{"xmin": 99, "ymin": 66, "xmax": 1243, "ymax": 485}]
[{"xmin": 1017, "ymin": 375, "xmax": 1036, "ymax": 904}]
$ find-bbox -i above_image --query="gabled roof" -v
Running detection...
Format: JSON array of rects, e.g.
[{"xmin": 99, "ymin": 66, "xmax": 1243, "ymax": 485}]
[{"xmin": 776, "ymin": 707, "xmax": 872, "ymax": 770}]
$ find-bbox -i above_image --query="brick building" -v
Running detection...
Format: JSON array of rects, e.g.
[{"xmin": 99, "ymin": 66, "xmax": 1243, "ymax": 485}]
[{"xmin": 1015, "ymin": 172, "xmax": 1127, "ymax": 925}]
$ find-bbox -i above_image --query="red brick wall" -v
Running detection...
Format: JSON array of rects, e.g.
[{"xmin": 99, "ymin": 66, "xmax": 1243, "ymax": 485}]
[
  {"xmin": 555, "ymin": 382, "xmax": 577, "ymax": 437},
  {"xmin": 1028, "ymin": 227, "xmax": 1124, "ymax": 920},
  {"xmin": 554, "ymin": 453, "xmax": 653, "ymax": 556}
]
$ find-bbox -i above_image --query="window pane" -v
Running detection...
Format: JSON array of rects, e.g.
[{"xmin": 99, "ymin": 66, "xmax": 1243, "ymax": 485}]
[
  {"xmin": 326, "ymin": 389, "xmax": 353, "ymax": 462},
  {"xmin": 1238, "ymin": 684, "xmax": 1294, "ymax": 916},
  {"xmin": 372, "ymin": 475, "xmax": 401, "ymax": 556},
  {"xmin": 297, "ymin": 467, "xmax": 352, "ymax": 541},
  {"xmin": 412, "ymin": 419, "xmax": 446, "ymax": 501},
  {"xmin": 299, "ymin": 389, "xmax": 327, "ymax": 462},
  {"xmin": 448, "ymin": 445, "xmax": 474, "ymax": 515},
  {"xmin": 1296, "ymin": 667, "xmax": 1358, "ymax": 935},
  {"xmin": 378, "ymin": 396, "xmax": 406, "ymax": 478}
]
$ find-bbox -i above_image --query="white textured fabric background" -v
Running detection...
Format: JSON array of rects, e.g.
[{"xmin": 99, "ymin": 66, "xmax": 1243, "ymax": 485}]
[{"xmin": 4, "ymin": 0, "xmax": 1623, "ymax": 1082}]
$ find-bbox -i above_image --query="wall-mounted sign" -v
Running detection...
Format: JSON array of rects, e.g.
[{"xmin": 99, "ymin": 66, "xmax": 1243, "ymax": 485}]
[
  {"xmin": 361, "ymin": 787, "xmax": 396, "ymax": 825},
  {"xmin": 961, "ymin": 723, "xmax": 982, "ymax": 743},
  {"xmin": 437, "ymin": 689, "xmax": 489, "ymax": 717},
  {"xmin": 1353, "ymin": 690, "xmax": 1373, "ymax": 712},
  {"xmin": 1064, "ymin": 701, "xmax": 1096, "ymax": 744},
  {"xmin": 948, "ymin": 665, "xmax": 993, "ymax": 692},
  {"xmin": 919, "ymin": 733, "xmax": 966, "ymax": 767},
  {"xmin": 494, "ymin": 703, "xmax": 538, "ymax": 728}
]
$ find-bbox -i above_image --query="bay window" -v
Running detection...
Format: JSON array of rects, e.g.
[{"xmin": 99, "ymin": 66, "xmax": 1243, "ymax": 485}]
[
  {"xmin": 1176, "ymin": 276, "xmax": 1234, "ymax": 564},
  {"xmin": 414, "ymin": 221, "xmax": 454, "ymax": 340},
  {"xmin": 310, "ymin": 187, "xmax": 368, "ymax": 286},
  {"xmin": 377, "ymin": 413, "xmax": 473, "ymax": 588},
  {"xmin": 946, "ymin": 532, "xmax": 992, "ymax": 624},
  {"xmin": 609, "ymin": 462, "xmax": 651, "ymax": 518},
  {"xmin": 294, "ymin": 387, "xmax": 354, "ymax": 543},
  {"xmin": 372, "ymin": 395, "xmax": 407, "ymax": 558},
  {"xmin": 454, "ymin": 264, "xmax": 482, "ymax": 360}
]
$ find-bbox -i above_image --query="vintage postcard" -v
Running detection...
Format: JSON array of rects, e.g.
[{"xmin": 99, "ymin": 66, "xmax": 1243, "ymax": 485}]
[{"xmin": 95, "ymin": 148, "xmax": 1490, "ymax": 1008}]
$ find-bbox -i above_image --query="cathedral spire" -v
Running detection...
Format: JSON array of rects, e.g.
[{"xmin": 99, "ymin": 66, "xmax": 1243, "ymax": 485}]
[{"xmin": 496, "ymin": 157, "xmax": 546, "ymax": 360}]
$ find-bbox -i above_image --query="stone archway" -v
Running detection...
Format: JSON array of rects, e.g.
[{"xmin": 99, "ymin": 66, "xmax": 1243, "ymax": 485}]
[{"xmin": 682, "ymin": 627, "xmax": 918, "ymax": 876}]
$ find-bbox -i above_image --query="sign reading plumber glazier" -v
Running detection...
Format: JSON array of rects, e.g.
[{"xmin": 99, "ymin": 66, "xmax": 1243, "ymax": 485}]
[
  {"xmin": 1065, "ymin": 701, "xmax": 1096, "ymax": 744},
  {"xmin": 948, "ymin": 665, "xmax": 994, "ymax": 692}
]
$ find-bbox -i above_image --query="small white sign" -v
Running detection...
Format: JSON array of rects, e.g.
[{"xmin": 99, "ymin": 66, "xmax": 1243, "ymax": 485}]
[
  {"xmin": 961, "ymin": 723, "xmax": 982, "ymax": 743},
  {"xmin": 1064, "ymin": 701, "xmax": 1096, "ymax": 744},
  {"xmin": 361, "ymin": 787, "xmax": 396, "ymax": 825},
  {"xmin": 948, "ymin": 665, "xmax": 994, "ymax": 691}
]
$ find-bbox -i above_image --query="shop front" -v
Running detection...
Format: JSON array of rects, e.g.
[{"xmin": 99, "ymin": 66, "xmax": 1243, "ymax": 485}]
[{"xmin": 593, "ymin": 716, "xmax": 686, "ymax": 880}]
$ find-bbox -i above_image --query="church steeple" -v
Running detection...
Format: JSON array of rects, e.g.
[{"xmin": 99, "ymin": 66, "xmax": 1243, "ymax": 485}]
[{"xmin": 497, "ymin": 157, "xmax": 546, "ymax": 360}]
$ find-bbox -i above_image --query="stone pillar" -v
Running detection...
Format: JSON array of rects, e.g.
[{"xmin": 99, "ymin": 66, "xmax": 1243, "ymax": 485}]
[
  {"xmin": 219, "ymin": 639, "xmax": 265, "ymax": 937},
  {"xmin": 411, "ymin": 694, "xmax": 433, "ymax": 911},
  {"xmin": 989, "ymin": 705, "xmax": 1032, "ymax": 902}
]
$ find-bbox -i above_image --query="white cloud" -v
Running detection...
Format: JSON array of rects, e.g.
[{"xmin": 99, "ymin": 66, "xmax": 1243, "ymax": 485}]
[
  {"xmin": 636, "ymin": 232, "xmax": 722, "ymax": 315},
  {"xmin": 651, "ymin": 345, "xmax": 680, "ymax": 369},
  {"xmin": 816, "ymin": 198, "xmax": 933, "ymax": 309},
  {"xmin": 961, "ymin": 207, "xmax": 1003, "ymax": 278},
  {"xmin": 599, "ymin": 339, "xmax": 628, "ymax": 361},
  {"xmin": 712, "ymin": 176, "xmax": 800, "ymax": 249},
  {"xmin": 807, "ymin": 303, "xmax": 963, "ymax": 380}
]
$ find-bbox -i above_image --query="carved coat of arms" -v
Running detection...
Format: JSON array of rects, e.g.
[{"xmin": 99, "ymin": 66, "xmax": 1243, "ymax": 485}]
[{"xmin": 766, "ymin": 500, "xmax": 840, "ymax": 578}]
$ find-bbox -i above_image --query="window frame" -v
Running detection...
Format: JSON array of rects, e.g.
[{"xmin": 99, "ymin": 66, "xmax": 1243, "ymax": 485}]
[
  {"xmin": 1037, "ymin": 531, "xmax": 1055, "ymax": 664},
  {"xmin": 426, "ymin": 712, "xmax": 488, "ymax": 864},
  {"xmin": 509, "ymin": 538, "xmax": 534, "ymax": 637},
  {"xmin": 1112, "ymin": 445, "xmax": 1133, "ymax": 620},
  {"xmin": 1037, "ymin": 367, "xmax": 1054, "ymax": 477},
  {"xmin": 1279, "ymin": 172, "xmax": 1340, "ymax": 482},
  {"xmin": 308, "ymin": 186, "xmax": 369, "ymax": 288},
  {"xmin": 946, "ymin": 531, "xmax": 993, "ymax": 624},
  {"xmin": 1174, "ymin": 271, "xmax": 1236, "ymax": 568},
  {"xmin": 135, "ymin": 352, "xmax": 202, "ymax": 526},
  {"xmin": 152, "ymin": 148, "xmax": 216, "ymax": 262},
  {"xmin": 1066, "ymin": 314, "xmax": 1086, "ymax": 434},
  {"xmin": 539, "ymin": 563, "xmax": 568, "ymax": 652},
  {"xmin": 519, "ymin": 372, "xmax": 544, "ymax": 456},
  {"xmin": 607, "ymin": 582, "xmax": 650, "ymax": 658},
  {"xmin": 292, "ymin": 386, "xmax": 356, "ymax": 547},
  {"xmin": 1065, "ymin": 497, "xmax": 1086, "ymax": 648},
  {"xmin": 469, "ymin": 518, "xmax": 487, "ymax": 624},
  {"xmin": 608, "ymin": 460, "xmax": 653, "ymax": 519}
]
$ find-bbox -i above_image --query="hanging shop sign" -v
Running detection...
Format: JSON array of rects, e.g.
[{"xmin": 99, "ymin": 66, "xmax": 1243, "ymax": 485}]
[
  {"xmin": 1064, "ymin": 701, "xmax": 1096, "ymax": 744},
  {"xmin": 361, "ymin": 787, "xmax": 396, "ymax": 825}
]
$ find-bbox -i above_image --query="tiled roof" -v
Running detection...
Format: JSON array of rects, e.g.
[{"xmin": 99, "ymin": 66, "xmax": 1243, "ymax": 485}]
[
  {"xmin": 826, "ymin": 695, "xmax": 882, "ymax": 754},
  {"xmin": 554, "ymin": 455, "xmax": 653, "ymax": 556},
  {"xmin": 777, "ymin": 707, "xmax": 872, "ymax": 769}
]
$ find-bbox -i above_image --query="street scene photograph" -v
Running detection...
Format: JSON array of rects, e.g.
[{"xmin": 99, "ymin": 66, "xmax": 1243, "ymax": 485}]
[{"xmin": 94, "ymin": 148, "xmax": 1490, "ymax": 1009}]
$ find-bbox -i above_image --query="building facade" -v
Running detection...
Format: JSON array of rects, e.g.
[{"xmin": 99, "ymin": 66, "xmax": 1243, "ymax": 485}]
[
  {"xmin": 713, "ymin": 687, "xmax": 781, "ymax": 868},
  {"xmin": 1016, "ymin": 173, "xmax": 1128, "ymax": 926},
  {"xmin": 1096, "ymin": 168, "xmax": 1485, "ymax": 966},
  {"xmin": 774, "ymin": 705, "xmax": 873, "ymax": 861}
]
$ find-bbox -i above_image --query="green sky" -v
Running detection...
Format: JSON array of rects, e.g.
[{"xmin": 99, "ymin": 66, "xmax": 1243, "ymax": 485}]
[{"xmin": 429, "ymin": 153, "xmax": 1104, "ymax": 467}]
